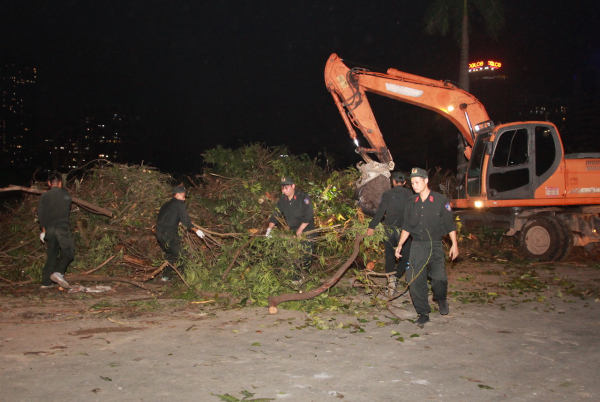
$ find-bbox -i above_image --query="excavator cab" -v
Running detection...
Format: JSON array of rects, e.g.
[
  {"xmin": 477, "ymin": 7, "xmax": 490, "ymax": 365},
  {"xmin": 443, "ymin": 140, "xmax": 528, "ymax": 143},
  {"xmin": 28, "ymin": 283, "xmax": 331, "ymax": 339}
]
[{"xmin": 465, "ymin": 122, "xmax": 563, "ymax": 201}]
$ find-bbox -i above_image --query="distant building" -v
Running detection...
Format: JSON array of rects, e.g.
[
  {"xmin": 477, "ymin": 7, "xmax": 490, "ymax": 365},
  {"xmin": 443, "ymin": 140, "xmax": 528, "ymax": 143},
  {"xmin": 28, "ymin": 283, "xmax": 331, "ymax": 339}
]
[
  {"xmin": 468, "ymin": 59, "xmax": 577, "ymax": 152},
  {"xmin": 0, "ymin": 63, "xmax": 37, "ymax": 167},
  {"xmin": 46, "ymin": 110, "xmax": 127, "ymax": 171},
  {"xmin": 468, "ymin": 59, "xmax": 512, "ymax": 125}
]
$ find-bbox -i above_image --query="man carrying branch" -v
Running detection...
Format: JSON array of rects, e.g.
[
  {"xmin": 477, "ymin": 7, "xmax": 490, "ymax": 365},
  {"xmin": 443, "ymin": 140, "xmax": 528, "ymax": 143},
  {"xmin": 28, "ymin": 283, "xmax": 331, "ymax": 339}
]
[
  {"xmin": 156, "ymin": 185, "xmax": 204, "ymax": 281},
  {"xmin": 366, "ymin": 172, "xmax": 413, "ymax": 296},
  {"xmin": 266, "ymin": 177, "xmax": 316, "ymax": 282},
  {"xmin": 37, "ymin": 171, "xmax": 74, "ymax": 289}
]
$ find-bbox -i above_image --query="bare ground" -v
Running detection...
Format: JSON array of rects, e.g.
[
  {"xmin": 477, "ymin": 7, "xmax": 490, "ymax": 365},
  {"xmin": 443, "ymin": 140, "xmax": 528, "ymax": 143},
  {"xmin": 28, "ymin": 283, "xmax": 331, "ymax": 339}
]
[{"xmin": 1, "ymin": 254, "xmax": 600, "ymax": 402}]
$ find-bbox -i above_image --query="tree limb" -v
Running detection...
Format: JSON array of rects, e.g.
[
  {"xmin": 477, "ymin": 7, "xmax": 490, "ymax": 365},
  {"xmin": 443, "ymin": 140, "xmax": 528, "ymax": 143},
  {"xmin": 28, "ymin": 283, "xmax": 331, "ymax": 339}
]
[
  {"xmin": 221, "ymin": 237, "xmax": 254, "ymax": 280},
  {"xmin": 0, "ymin": 186, "xmax": 113, "ymax": 217},
  {"xmin": 83, "ymin": 255, "xmax": 116, "ymax": 275},
  {"xmin": 267, "ymin": 235, "xmax": 364, "ymax": 313}
]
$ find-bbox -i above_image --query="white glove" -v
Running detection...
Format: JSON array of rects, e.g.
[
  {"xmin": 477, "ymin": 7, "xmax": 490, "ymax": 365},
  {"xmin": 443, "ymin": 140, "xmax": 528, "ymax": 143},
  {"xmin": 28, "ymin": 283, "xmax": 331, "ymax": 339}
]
[
  {"xmin": 40, "ymin": 232, "xmax": 45, "ymax": 243},
  {"xmin": 265, "ymin": 228, "xmax": 272, "ymax": 238},
  {"xmin": 195, "ymin": 229, "xmax": 205, "ymax": 238}
]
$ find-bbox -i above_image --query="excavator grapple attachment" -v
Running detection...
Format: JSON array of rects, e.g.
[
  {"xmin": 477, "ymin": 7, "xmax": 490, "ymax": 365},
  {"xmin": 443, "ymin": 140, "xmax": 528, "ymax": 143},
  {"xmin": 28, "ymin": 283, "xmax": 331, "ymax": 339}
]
[{"xmin": 355, "ymin": 161, "xmax": 394, "ymax": 216}]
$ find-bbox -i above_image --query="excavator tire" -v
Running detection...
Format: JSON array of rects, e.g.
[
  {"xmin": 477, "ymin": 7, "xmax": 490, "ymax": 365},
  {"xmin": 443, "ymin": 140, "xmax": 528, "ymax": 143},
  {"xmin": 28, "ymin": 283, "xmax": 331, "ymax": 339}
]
[
  {"xmin": 520, "ymin": 217, "xmax": 564, "ymax": 261},
  {"xmin": 554, "ymin": 217, "xmax": 574, "ymax": 261},
  {"xmin": 355, "ymin": 175, "xmax": 391, "ymax": 216}
]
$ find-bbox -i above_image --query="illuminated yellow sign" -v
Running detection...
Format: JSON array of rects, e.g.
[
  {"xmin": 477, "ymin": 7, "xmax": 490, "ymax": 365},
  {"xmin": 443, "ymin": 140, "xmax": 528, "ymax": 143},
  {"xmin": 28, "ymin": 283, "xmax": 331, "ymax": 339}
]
[{"xmin": 469, "ymin": 60, "xmax": 502, "ymax": 70}]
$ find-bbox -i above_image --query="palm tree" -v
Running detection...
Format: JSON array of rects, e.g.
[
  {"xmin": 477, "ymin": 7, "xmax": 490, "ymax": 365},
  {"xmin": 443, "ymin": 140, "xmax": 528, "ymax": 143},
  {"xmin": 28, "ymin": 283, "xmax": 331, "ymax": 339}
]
[{"xmin": 425, "ymin": 0, "xmax": 505, "ymax": 93}]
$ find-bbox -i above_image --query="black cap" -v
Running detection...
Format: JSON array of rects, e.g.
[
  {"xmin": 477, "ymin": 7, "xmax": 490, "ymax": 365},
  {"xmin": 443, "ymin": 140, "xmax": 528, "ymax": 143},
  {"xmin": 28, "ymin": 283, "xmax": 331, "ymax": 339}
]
[
  {"xmin": 280, "ymin": 176, "xmax": 294, "ymax": 186},
  {"xmin": 48, "ymin": 171, "xmax": 62, "ymax": 184},
  {"xmin": 391, "ymin": 172, "xmax": 405, "ymax": 182},
  {"xmin": 409, "ymin": 167, "xmax": 428, "ymax": 179},
  {"xmin": 173, "ymin": 185, "xmax": 186, "ymax": 194}
]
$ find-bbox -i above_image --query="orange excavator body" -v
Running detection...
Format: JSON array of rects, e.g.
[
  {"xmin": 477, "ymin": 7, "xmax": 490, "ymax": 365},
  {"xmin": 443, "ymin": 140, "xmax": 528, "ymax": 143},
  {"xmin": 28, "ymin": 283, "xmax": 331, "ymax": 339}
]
[
  {"xmin": 324, "ymin": 53, "xmax": 600, "ymax": 210},
  {"xmin": 325, "ymin": 54, "xmax": 600, "ymax": 260}
]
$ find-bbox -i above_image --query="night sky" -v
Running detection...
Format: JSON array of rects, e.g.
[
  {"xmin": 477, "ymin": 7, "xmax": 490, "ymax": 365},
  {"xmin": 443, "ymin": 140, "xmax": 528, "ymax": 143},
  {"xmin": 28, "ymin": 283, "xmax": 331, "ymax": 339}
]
[{"xmin": 2, "ymin": 0, "xmax": 599, "ymax": 174}]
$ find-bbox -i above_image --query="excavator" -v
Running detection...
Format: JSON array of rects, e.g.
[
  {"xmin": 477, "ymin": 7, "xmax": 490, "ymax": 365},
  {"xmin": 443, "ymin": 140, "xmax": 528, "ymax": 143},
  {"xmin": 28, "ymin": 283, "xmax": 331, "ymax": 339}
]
[{"xmin": 325, "ymin": 53, "xmax": 600, "ymax": 261}]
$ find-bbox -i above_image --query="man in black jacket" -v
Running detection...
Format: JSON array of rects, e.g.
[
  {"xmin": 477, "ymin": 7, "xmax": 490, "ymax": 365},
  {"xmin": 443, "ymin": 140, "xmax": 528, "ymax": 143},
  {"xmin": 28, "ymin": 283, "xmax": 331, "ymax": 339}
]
[
  {"xmin": 266, "ymin": 177, "xmax": 315, "ymax": 281},
  {"xmin": 366, "ymin": 172, "xmax": 414, "ymax": 294},
  {"xmin": 156, "ymin": 185, "xmax": 204, "ymax": 281},
  {"xmin": 396, "ymin": 168, "xmax": 458, "ymax": 328},
  {"xmin": 37, "ymin": 172, "xmax": 73, "ymax": 289}
]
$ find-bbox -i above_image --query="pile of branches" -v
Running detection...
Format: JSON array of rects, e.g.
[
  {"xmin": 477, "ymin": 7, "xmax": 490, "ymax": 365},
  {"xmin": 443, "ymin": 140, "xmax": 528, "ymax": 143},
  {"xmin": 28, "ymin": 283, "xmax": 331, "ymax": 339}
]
[
  {"xmin": 0, "ymin": 145, "xmax": 467, "ymax": 310},
  {"xmin": 0, "ymin": 146, "xmax": 387, "ymax": 309},
  {"xmin": 0, "ymin": 162, "xmax": 174, "ymax": 287}
]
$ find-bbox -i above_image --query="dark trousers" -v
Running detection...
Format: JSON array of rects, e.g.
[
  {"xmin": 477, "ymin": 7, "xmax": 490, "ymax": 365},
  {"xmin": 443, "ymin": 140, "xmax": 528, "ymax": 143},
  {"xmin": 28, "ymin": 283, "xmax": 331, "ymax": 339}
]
[
  {"xmin": 406, "ymin": 241, "xmax": 447, "ymax": 315},
  {"xmin": 157, "ymin": 233, "xmax": 186, "ymax": 277},
  {"xmin": 42, "ymin": 224, "xmax": 75, "ymax": 286},
  {"xmin": 384, "ymin": 227, "xmax": 411, "ymax": 278},
  {"xmin": 288, "ymin": 232, "xmax": 315, "ymax": 280},
  {"xmin": 300, "ymin": 238, "xmax": 315, "ymax": 270}
]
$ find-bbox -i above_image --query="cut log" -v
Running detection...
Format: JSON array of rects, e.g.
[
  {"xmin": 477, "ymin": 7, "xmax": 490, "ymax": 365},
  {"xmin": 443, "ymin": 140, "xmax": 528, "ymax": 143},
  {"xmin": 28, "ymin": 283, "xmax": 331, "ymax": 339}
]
[{"xmin": 267, "ymin": 235, "xmax": 364, "ymax": 313}]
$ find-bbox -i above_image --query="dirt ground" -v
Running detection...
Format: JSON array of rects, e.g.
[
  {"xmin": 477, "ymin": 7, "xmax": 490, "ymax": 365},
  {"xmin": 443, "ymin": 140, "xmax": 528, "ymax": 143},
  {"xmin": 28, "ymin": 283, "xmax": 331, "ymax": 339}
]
[{"xmin": 1, "ymin": 256, "xmax": 600, "ymax": 402}]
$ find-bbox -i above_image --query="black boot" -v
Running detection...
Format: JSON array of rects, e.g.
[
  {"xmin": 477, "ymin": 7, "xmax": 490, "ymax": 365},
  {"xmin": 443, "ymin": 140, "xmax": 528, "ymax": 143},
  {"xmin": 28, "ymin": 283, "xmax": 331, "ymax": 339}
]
[
  {"xmin": 437, "ymin": 299, "xmax": 449, "ymax": 315},
  {"xmin": 415, "ymin": 314, "xmax": 430, "ymax": 328}
]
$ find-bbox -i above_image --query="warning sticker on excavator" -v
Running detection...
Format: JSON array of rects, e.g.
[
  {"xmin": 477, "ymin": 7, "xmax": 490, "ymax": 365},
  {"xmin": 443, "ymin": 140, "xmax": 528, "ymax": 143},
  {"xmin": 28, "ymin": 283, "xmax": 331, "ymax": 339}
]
[
  {"xmin": 337, "ymin": 74, "xmax": 348, "ymax": 89},
  {"xmin": 545, "ymin": 187, "xmax": 559, "ymax": 197}
]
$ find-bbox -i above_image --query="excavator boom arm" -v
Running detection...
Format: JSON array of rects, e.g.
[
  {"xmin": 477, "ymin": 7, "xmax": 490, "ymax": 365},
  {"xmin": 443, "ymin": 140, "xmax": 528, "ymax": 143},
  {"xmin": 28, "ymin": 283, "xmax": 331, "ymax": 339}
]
[{"xmin": 324, "ymin": 53, "xmax": 490, "ymax": 163}]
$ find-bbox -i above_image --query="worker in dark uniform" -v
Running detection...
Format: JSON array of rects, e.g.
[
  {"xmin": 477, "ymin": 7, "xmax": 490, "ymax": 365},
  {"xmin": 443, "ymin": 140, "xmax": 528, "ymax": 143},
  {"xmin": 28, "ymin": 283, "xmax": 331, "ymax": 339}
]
[
  {"xmin": 266, "ymin": 177, "xmax": 316, "ymax": 281},
  {"xmin": 37, "ymin": 171, "xmax": 74, "ymax": 289},
  {"xmin": 395, "ymin": 168, "xmax": 458, "ymax": 328},
  {"xmin": 366, "ymin": 172, "xmax": 414, "ymax": 296},
  {"xmin": 156, "ymin": 185, "xmax": 204, "ymax": 281}
]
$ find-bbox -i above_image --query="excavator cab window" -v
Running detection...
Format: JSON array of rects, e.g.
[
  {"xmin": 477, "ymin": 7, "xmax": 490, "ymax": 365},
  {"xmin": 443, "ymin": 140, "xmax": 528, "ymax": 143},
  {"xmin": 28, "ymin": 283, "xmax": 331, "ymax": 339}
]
[
  {"xmin": 492, "ymin": 128, "xmax": 529, "ymax": 167},
  {"xmin": 488, "ymin": 127, "xmax": 532, "ymax": 199},
  {"xmin": 535, "ymin": 126, "xmax": 556, "ymax": 176},
  {"xmin": 466, "ymin": 133, "xmax": 490, "ymax": 197}
]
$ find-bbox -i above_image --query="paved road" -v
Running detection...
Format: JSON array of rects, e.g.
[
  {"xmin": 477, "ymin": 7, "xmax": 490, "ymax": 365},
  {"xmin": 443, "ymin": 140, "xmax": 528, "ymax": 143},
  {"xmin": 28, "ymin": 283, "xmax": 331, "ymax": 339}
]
[{"xmin": 1, "ymin": 289, "xmax": 598, "ymax": 402}]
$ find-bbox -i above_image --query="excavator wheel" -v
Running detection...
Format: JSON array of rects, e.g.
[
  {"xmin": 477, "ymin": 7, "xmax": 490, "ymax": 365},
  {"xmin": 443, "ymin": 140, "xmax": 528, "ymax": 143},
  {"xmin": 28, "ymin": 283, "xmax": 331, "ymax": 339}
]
[
  {"xmin": 554, "ymin": 218, "xmax": 574, "ymax": 261},
  {"xmin": 520, "ymin": 217, "xmax": 564, "ymax": 261},
  {"xmin": 355, "ymin": 175, "xmax": 391, "ymax": 216}
]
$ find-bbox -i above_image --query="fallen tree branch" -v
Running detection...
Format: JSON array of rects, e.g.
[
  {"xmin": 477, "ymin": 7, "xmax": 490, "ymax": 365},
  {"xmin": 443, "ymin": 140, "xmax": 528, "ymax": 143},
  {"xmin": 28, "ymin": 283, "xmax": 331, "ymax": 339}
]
[
  {"xmin": 267, "ymin": 235, "xmax": 364, "ymax": 314},
  {"xmin": 222, "ymin": 237, "xmax": 254, "ymax": 280},
  {"xmin": 0, "ymin": 276, "xmax": 15, "ymax": 284},
  {"xmin": 83, "ymin": 255, "xmax": 116, "ymax": 275},
  {"xmin": 1, "ymin": 238, "xmax": 36, "ymax": 254},
  {"xmin": 65, "ymin": 274, "xmax": 148, "ymax": 290},
  {"xmin": 193, "ymin": 226, "xmax": 222, "ymax": 246},
  {"xmin": 140, "ymin": 261, "xmax": 169, "ymax": 281},
  {"xmin": 170, "ymin": 263, "xmax": 191, "ymax": 289},
  {"xmin": 189, "ymin": 222, "xmax": 241, "ymax": 239},
  {"xmin": 0, "ymin": 186, "xmax": 113, "ymax": 217}
]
